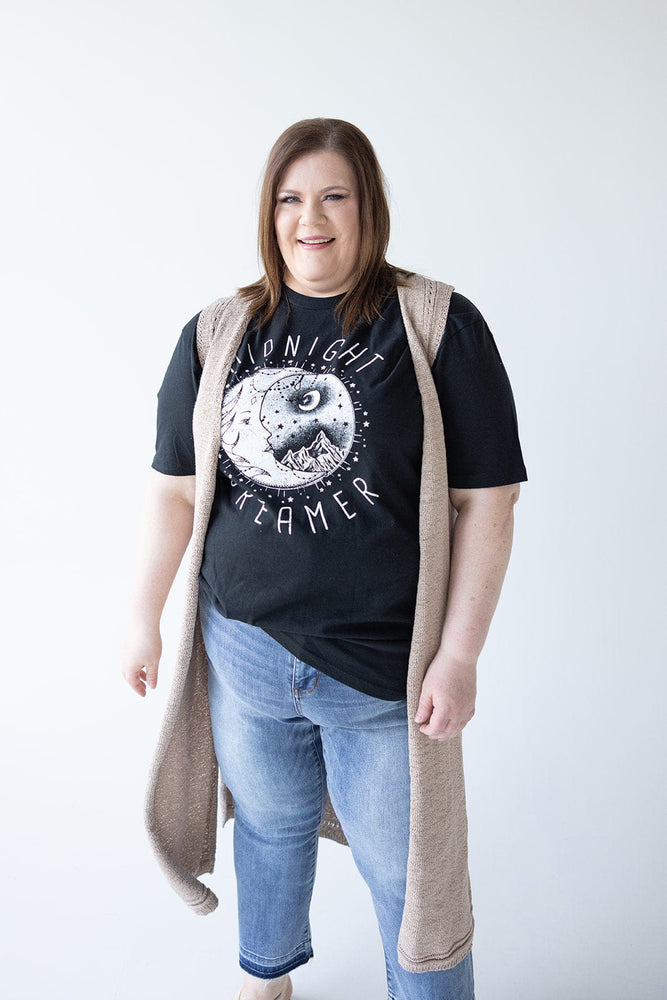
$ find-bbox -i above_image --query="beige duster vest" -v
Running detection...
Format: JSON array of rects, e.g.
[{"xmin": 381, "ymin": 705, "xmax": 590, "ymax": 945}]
[{"xmin": 144, "ymin": 273, "xmax": 474, "ymax": 972}]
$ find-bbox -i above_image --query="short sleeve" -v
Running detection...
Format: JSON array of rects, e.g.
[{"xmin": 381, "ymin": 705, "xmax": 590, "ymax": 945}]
[
  {"xmin": 151, "ymin": 312, "xmax": 202, "ymax": 476},
  {"xmin": 432, "ymin": 293, "xmax": 528, "ymax": 489}
]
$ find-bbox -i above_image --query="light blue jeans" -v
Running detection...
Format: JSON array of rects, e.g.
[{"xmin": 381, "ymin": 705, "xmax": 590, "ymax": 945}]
[{"xmin": 199, "ymin": 586, "xmax": 474, "ymax": 1000}]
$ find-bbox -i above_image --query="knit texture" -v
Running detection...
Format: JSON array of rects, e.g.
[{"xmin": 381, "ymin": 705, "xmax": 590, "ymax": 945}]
[{"xmin": 144, "ymin": 273, "xmax": 474, "ymax": 970}]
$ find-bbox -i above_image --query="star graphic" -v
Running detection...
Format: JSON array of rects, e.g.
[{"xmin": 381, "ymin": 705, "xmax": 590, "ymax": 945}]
[{"xmin": 363, "ymin": 421, "xmax": 370, "ymax": 428}]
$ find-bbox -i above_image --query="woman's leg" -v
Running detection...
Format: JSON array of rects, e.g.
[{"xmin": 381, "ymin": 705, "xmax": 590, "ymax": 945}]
[
  {"xmin": 199, "ymin": 593, "xmax": 326, "ymax": 980},
  {"xmin": 304, "ymin": 672, "xmax": 475, "ymax": 1000},
  {"xmin": 200, "ymin": 591, "xmax": 473, "ymax": 997}
]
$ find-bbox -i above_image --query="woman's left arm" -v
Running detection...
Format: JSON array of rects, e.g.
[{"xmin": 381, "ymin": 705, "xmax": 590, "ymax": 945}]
[{"xmin": 414, "ymin": 483, "xmax": 521, "ymax": 741}]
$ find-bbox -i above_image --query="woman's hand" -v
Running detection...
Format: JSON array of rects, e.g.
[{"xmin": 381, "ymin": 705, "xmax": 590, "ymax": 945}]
[
  {"xmin": 120, "ymin": 470, "xmax": 195, "ymax": 699},
  {"xmin": 121, "ymin": 621, "xmax": 162, "ymax": 697},
  {"xmin": 413, "ymin": 484, "xmax": 519, "ymax": 741},
  {"xmin": 414, "ymin": 650, "xmax": 477, "ymax": 741}
]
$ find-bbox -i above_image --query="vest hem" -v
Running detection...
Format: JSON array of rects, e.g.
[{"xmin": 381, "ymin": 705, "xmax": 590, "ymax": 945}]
[
  {"xmin": 397, "ymin": 929, "xmax": 474, "ymax": 973},
  {"xmin": 190, "ymin": 885, "xmax": 219, "ymax": 915}
]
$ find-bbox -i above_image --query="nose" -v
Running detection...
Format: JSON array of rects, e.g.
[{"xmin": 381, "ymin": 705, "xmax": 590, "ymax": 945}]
[{"xmin": 299, "ymin": 197, "xmax": 326, "ymax": 227}]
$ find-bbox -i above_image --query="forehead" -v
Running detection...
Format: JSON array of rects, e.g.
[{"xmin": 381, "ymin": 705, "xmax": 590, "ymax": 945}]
[{"xmin": 278, "ymin": 150, "xmax": 357, "ymax": 191}]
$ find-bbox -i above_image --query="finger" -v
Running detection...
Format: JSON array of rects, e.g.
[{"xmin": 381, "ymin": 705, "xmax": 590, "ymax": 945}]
[
  {"xmin": 414, "ymin": 692, "xmax": 434, "ymax": 725},
  {"xmin": 137, "ymin": 663, "xmax": 159, "ymax": 691},
  {"xmin": 133, "ymin": 668, "xmax": 148, "ymax": 696},
  {"xmin": 419, "ymin": 703, "xmax": 450, "ymax": 738},
  {"xmin": 123, "ymin": 666, "xmax": 146, "ymax": 697},
  {"xmin": 423, "ymin": 714, "xmax": 473, "ymax": 741},
  {"xmin": 144, "ymin": 662, "xmax": 158, "ymax": 690}
]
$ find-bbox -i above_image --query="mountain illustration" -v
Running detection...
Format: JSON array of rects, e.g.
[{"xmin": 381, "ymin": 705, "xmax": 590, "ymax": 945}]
[{"xmin": 280, "ymin": 430, "xmax": 345, "ymax": 475}]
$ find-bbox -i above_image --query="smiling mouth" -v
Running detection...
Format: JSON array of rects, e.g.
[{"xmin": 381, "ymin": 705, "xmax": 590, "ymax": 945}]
[{"xmin": 298, "ymin": 238, "xmax": 335, "ymax": 246}]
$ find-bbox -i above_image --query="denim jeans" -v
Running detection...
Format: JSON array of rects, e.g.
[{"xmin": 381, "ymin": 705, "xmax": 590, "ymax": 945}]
[{"xmin": 199, "ymin": 586, "xmax": 474, "ymax": 1000}]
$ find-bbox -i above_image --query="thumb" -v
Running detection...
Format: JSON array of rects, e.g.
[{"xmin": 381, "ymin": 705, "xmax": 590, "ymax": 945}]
[
  {"xmin": 145, "ymin": 661, "xmax": 159, "ymax": 690},
  {"xmin": 414, "ymin": 690, "xmax": 433, "ymax": 724}
]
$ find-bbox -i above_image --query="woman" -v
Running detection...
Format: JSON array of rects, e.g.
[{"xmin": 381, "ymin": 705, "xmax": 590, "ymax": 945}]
[{"xmin": 122, "ymin": 118, "xmax": 527, "ymax": 1000}]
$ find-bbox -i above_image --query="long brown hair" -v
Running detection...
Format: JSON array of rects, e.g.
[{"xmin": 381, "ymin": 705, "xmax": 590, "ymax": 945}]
[{"xmin": 238, "ymin": 118, "xmax": 410, "ymax": 336}]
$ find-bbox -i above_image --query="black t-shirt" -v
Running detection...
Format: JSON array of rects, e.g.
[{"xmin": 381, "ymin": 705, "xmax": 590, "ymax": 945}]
[{"xmin": 153, "ymin": 285, "xmax": 527, "ymax": 699}]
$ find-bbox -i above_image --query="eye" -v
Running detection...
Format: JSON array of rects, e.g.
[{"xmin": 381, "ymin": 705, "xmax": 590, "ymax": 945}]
[
  {"xmin": 298, "ymin": 390, "xmax": 320, "ymax": 412},
  {"xmin": 278, "ymin": 195, "xmax": 299, "ymax": 203},
  {"xmin": 324, "ymin": 193, "xmax": 344, "ymax": 201}
]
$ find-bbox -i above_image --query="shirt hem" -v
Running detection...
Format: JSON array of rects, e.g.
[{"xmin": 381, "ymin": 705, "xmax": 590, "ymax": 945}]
[
  {"xmin": 448, "ymin": 468, "xmax": 528, "ymax": 489},
  {"xmin": 262, "ymin": 628, "xmax": 408, "ymax": 702},
  {"xmin": 151, "ymin": 457, "xmax": 196, "ymax": 476}
]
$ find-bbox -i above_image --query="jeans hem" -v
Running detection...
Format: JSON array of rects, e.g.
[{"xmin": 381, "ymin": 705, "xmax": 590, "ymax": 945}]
[{"xmin": 239, "ymin": 945, "xmax": 314, "ymax": 978}]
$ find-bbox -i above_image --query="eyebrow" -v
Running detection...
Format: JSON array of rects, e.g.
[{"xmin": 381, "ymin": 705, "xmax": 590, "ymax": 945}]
[{"xmin": 277, "ymin": 185, "xmax": 352, "ymax": 195}]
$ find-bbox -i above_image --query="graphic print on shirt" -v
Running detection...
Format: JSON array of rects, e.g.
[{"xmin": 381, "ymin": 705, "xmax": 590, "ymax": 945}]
[
  {"xmin": 218, "ymin": 330, "xmax": 383, "ymax": 534},
  {"xmin": 221, "ymin": 369, "xmax": 355, "ymax": 489}
]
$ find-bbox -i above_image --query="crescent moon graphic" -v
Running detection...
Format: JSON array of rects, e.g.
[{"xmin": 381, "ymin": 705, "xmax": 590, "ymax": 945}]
[{"xmin": 221, "ymin": 368, "xmax": 355, "ymax": 489}]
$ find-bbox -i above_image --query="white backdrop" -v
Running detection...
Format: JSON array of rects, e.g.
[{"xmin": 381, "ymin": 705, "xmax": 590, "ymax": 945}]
[{"xmin": 1, "ymin": 1, "xmax": 665, "ymax": 998}]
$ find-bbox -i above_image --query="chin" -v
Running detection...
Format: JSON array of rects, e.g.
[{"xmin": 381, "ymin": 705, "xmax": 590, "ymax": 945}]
[{"xmin": 313, "ymin": 267, "xmax": 350, "ymax": 286}]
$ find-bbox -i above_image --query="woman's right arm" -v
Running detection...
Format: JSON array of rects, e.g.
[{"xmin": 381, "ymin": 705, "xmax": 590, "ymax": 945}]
[{"xmin": 121, "ymin": 468, "xmax": 196, "ymax": 697}]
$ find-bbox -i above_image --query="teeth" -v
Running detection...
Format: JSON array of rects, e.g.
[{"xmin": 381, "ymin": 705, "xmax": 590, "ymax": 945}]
[{"xmin": 300, "ymin": 238, "xmax": 332, "ymax": 244}]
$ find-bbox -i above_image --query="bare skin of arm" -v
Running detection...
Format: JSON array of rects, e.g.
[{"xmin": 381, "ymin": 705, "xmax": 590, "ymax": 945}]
[
  {"xmin": 121, "ymin": 469, "xmax": 196, "ymax": 697},
  {"xmin": 122, "ymin": 473, "xmax": 519, "ymax": 718},
  {"xmin": 415, "ymin": 482, "xmax": 521, "ymax": 741}
]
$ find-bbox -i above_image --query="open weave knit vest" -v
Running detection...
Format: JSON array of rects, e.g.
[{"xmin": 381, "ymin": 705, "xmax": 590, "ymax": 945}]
[{"xmin": 144, "ymin": 272, "xmax": 474, "ymax": 972}]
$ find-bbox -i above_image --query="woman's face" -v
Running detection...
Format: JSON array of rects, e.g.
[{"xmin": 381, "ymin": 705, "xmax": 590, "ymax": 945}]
[{"xmin": 274, "ymin": 150, "xmax": 360, "ymax": 297}]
